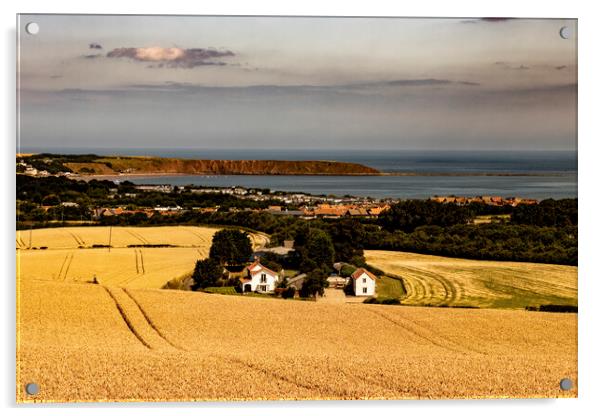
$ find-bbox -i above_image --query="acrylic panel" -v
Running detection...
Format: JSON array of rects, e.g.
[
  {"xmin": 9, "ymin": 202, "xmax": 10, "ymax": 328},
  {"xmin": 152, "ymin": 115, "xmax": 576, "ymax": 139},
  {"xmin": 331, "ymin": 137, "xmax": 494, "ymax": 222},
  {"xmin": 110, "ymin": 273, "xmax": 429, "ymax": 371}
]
[{"xmin": 16, "ymin": 14, "xmax": 578, "ymax": 403}]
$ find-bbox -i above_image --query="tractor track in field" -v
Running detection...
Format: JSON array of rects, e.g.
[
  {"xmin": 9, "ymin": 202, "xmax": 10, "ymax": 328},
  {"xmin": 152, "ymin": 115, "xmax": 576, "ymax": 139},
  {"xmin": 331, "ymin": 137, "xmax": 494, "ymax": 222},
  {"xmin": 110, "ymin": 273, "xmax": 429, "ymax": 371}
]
[
  {"xmin": 123, "ymin": 289, "xmax": 184, "ymax": 351},
  {"xmin": 134, "ymin": 249, "xmax": 145, "ymax": 274},
  {"xmin": 67, "ymin": 231, "xmax": 86, "ymax": 246},
  {"xmin": 364, "ymin": 307, "xmax": 484, "ymax": 355},
  {"xmin": 103, "ymin": 286, "xmax": 182, "ymax": 351},
  {"xmin": 395, "ymin": 265, "xmax": 462, "ymax": 306},
  {"xmin": 126, "ymin": 229, "xmax": 150, "ymax": 245},
  {"xmin": 56, "ymin": 252, "xmax": 74, "ymax": 281},
  {"xmin": 187, "ymin": 229, "xmax": 211, "ymax": 246}
]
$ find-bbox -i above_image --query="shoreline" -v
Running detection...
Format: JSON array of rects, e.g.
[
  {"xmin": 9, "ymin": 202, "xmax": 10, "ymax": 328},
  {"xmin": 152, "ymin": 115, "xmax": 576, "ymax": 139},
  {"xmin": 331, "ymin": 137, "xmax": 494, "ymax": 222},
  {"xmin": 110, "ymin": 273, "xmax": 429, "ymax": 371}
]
[{"xmin": 71, "ymin": 171, "xmax": 573, "ymax": 181}]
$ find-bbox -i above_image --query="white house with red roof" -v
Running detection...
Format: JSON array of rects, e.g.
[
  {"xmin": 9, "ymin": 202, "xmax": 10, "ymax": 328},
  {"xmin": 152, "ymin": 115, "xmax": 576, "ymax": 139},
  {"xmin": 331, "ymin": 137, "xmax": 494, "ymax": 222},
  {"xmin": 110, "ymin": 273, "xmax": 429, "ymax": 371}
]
[
  {"xmin": 240, "ymin": 260, "xmax": 279, "ymax": 293},
  {"xmin": 351, "ymin": 268, "xmax": 376, "ymax": 296}
]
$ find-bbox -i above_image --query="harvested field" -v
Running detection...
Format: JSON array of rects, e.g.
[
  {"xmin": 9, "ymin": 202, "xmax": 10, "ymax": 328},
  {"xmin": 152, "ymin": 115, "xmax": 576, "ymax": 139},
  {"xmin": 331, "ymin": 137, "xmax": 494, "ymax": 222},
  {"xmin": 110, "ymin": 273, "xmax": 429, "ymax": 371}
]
[
  {"xmin": 16, "ymin": 226, "xmax": 268, "ymax": 289},
  {"xmin": 16, "ymin": 225, "xmax": 217, "ymax": 250},
  {"xmin": 17, "ymin": 247, "xmax": 208, "ymax": 288},
  {"xmin": 17, "ymin": 279, "xmax": 577, "ymax": 402},
  {"xmin": 366, "ymin": 250, "xmax": 577, "ymax": 309}
]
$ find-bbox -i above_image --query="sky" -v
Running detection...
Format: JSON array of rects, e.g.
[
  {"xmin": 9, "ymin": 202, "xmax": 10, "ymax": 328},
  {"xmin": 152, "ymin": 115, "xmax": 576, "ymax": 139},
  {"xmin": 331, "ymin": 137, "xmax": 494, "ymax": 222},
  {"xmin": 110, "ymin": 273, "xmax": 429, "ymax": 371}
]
[{"xmin": 18, "ymin": 15, "xmax": 577, "ymax": 152}]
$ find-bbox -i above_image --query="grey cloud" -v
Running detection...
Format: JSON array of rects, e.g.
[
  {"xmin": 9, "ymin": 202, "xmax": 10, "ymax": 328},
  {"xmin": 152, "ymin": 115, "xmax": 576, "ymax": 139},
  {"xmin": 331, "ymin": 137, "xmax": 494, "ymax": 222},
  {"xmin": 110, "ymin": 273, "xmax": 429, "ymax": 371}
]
[
  {"xmin": 89, "ymin": 43, "xmax": 103, "ymax": 49},
  {"xmin": 106, "ymin": 47, "xmax": 235, "ymax": 68},
  {"xmin": 386, "ymin": 79, "xmax": 452, "ymax": 86},
  {"xmin": 82, "ymin": 54, "xmax": 102, "ymax": 59},
  {"xmin": 494, "ymin": 61, "xmax": 530, "ymax": 70}
]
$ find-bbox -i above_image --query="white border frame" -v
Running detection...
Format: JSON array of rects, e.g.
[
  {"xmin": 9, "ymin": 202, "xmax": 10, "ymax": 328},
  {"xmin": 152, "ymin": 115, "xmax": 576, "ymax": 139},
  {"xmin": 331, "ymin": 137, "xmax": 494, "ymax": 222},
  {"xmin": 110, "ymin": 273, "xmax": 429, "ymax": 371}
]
[{"xmin": 3, "ymin": 1, "xmax": 600, "ymax": 415}]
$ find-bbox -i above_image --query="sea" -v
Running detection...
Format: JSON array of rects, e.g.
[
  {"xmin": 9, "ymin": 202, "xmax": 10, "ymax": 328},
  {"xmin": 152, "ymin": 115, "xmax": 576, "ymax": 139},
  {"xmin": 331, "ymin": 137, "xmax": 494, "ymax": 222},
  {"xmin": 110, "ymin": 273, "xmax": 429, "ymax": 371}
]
[{"xmin": 20, "ymin": 148, "xmax": 577, "ymax": 200}]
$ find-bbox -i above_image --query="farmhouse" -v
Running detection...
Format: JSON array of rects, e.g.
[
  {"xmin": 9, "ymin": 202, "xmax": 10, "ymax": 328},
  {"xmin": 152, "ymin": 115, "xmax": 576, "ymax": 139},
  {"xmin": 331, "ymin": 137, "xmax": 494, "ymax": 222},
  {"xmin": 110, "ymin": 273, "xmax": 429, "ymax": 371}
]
[
  {"xmin": 351, "ymin": 268, "xmax": 376, "ymax": 296},
  {"xmin": 240, "ymin": 260, "xmax": 279, "ymax": 293}
]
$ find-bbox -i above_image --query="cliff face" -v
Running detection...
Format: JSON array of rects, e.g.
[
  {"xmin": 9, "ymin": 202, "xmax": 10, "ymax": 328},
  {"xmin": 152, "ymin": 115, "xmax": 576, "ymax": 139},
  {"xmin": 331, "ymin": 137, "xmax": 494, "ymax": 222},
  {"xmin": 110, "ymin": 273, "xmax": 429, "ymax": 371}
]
[{"xmin": 87, "ymin": 157, "xmax": 381, "ymax": 176}]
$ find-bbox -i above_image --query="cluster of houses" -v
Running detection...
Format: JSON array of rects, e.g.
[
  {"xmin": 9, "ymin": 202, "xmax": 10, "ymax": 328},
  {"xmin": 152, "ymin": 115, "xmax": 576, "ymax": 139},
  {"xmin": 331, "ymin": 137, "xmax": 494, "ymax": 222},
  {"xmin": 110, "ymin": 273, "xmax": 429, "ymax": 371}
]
[
  {"xmin": 235, "ymin": 259, "xmax": 376, "ymax": 297},
  {"xmin": 430, "ymin": 195, "xmax": 538, "ymax": 207},
  {"xmin": 264, "ymin": 203, "xmax": 390, "ymax": 219},
  {"xmin": 83, "ymin": 202, "xmax": 390, "ymax": 221}
]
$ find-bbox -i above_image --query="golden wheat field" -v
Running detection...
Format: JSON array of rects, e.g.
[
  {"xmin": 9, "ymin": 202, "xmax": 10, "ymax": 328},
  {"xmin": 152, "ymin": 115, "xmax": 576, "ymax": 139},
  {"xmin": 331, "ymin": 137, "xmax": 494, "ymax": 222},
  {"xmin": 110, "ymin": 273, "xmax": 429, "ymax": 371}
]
[
  {"xmin": 17, "ymin": 279, "xmax": 577, "ymax": 402},
  {"xmin": 16, "ymin": 226, "xmax": 269, "ymax": 289},
  {"xmin": 16, "ymin": 227, "xmax": 577, "ymax": 402},
  {"xmin": 366, "ymin": 250, "xmax": 578, "ymax": 309}
]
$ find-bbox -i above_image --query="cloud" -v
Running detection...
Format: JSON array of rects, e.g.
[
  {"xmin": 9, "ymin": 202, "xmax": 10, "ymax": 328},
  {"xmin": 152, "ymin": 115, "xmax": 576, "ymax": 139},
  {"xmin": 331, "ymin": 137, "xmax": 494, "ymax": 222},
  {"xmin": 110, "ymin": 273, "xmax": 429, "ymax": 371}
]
[
  {"xmin": 386, "ymin": 78, "xmax": 452, "ymax": 86},
  {"xmin": 494, "ymin": 61, "xmax": 530, "ymax": 71},
  {"xmin": 106, "ymin": 47, "xmax": 235, "ymax": 68},
  {"xmin": 386, "ymin": 79, "xmax": 480, "ymax": 87},
  {"xmin": 82, "ymin": 54, "xmax": 102, "ymax": 59},
  {"xmin": 89, "ymin": 43, "xmax": 103, "ymax": 49},
  {"xmin": 555, "ymin": 65, "xmax": 568, "ymax": 70}
]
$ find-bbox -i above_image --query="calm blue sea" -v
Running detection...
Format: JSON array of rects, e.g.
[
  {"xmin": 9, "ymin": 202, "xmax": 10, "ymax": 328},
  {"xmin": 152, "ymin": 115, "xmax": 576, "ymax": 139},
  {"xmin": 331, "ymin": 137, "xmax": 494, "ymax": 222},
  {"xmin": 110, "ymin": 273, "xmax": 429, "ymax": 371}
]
[{"xmin": 19, "ymin": 148, "xmax": 577, "ymax": 199}]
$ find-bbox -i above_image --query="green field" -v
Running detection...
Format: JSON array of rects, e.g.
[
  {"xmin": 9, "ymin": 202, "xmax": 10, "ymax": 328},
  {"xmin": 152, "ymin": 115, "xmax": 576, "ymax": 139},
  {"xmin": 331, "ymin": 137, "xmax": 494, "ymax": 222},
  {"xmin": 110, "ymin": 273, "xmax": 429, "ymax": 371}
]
[
  {"xmin": 375, "ymin": 275, "xmax": 405, "ymax": 299},
  {"xmin": 203, "ymin": 286, "xmax": 239, "ymax": 295},
  {"xmin": 366, "ymin": 250, "xmax": 577, "ymax": 309}
]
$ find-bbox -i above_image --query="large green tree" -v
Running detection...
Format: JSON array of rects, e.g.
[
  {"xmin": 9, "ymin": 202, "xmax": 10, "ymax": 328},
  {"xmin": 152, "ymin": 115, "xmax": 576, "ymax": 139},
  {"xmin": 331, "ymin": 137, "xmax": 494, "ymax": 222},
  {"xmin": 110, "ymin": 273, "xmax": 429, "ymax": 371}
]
[
  {"xmin": 209, "ymin": 229, "xmax": 253, "ymax": 265},
  {"xmin": 294, "ymin": 227, "xmax": 335, "ymax": 272},
  {"xmin": 191, "ymin": 258, "xmax": 224, "ymax": 290},
  {"xmin": 300, "ymin": 268, "xmax": 329, "ymax": 298}
]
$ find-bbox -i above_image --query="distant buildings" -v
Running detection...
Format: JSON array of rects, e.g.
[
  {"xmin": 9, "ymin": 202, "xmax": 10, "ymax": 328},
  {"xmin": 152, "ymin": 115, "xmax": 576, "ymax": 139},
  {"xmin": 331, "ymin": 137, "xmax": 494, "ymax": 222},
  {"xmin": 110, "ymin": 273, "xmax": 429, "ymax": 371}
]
[{"xmin": 430, "ymin": 195, "xmax": 538, "ymax": 207}]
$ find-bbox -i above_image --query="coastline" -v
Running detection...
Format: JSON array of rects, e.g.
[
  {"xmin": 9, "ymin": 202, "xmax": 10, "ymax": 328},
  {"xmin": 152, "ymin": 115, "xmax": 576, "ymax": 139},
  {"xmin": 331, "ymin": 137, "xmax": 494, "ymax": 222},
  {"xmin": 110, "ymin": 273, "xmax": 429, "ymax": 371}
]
[{"xmin": 72, "ymin": 171, "xmax": 571, "ymax": 181}]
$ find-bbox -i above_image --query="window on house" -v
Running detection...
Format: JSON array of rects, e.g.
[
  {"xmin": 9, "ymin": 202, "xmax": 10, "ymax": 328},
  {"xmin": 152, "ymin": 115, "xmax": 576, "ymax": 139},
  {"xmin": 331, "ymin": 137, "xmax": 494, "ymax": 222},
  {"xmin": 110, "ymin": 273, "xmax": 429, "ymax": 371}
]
[
  {"xmin": 363, "ymin": 287, "xmax": 367, "ymax": 293},
  {"xmin": 261, "ymin": 273, "xmax": 267, "ymax": 283},
  {"xmin": 362, "ymin": 278, "xmax": 366, "ymax": 283}
]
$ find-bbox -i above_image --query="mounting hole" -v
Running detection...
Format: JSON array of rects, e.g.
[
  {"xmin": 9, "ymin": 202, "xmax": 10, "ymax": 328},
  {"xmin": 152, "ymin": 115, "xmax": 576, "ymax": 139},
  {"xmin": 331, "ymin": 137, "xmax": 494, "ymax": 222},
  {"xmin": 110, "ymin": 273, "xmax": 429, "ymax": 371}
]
[
  {"xmin": 559, "ymin": 26, "xmax": 571, "ymax": 40},
  {"xmin": 559, "ymin": 378, "xmax": 573, "ymax": 391},
  {"xmin": 25, "ymin": 382, "xmax": 39, "ymax": 395},
  {"xmin": 25, "ymin": 22, "xmax": 40, "ymax": 35}
]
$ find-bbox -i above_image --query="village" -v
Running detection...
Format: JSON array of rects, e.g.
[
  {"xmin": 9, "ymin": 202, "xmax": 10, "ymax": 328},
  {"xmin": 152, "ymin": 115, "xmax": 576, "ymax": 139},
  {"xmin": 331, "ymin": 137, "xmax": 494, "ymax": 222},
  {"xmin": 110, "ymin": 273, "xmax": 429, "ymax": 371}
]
[{"xmin": 69, "ymin": 184, "xmax": 539, "ymax": 221}]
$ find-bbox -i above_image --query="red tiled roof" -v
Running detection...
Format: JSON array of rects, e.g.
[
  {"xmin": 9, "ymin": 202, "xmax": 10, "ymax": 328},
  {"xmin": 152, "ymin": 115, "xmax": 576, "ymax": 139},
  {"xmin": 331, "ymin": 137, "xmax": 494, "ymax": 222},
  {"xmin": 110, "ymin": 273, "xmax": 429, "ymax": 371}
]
[
  {"xmin": 245, "ymin": 260, "xmax": 277, "ymax": 277},
  {"xmin": 351, "ymin": 268, "xmax": 377, "ymax": 280}
]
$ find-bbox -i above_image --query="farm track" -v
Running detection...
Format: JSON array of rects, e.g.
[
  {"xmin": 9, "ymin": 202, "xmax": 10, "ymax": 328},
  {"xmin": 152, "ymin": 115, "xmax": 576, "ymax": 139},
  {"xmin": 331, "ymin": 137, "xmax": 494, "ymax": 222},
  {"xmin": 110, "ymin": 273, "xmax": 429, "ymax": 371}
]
[
  {"xmin": 225, "ymin": 355, "xmax": 344, "ymax": 396},
  {"xmin": 187, "ymin": 229, "xmax": 211, "ymax": 246},
  {"xmin": 133, "ymin": 249, "xmax": 145, "ymax": 275},
  {"xmin": 123, "ymin": 289, "xmax": 184, "ymax": 351},
  {"xmin": 103, "ymin": 286, "xmax": 178, "ymax": 351},
  {"xmin": 364, "ymin": 307, "xmax": 484, "ymax": 355},
  {"xmin": 103, "ymin": 286, "xmax": 152, "ymax": 349},
  {"xmin": 56, "ymin": 252, "xmax": 74, "ymax": 281},
  {"xmin": 126, "ymin": 229, "xmax": 150, "ymax": 245},
  {"xmin": 68, "ymin": 231, "xmax": 86, "ymax": 246},
  {"xmin": 16, "ymin": 233, "xmax": 27, "ymax": 249}
]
